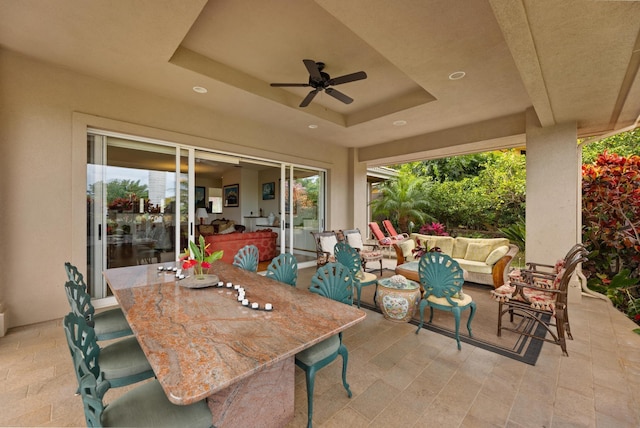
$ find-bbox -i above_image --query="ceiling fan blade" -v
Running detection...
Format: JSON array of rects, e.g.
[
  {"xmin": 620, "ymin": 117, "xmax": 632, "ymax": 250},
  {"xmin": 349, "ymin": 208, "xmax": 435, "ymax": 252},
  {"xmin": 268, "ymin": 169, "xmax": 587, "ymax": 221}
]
[
  {"xmin": 299, "ymin": 89, "xmax": 319, "ymax": 107},
  {"xmin": 270, "ymin": 83, "xmax": 310, "ymax": 87},
  {"xmin": 325, "ymin": 88, "xmax": 353, "ymax": 104},
  {"xmin": 328, "ymin": 71, "xmax": 367, "ymax": 86},
  {"xmin": 303, "ymin": 59, "xmax": 322, "ymax": 81}
]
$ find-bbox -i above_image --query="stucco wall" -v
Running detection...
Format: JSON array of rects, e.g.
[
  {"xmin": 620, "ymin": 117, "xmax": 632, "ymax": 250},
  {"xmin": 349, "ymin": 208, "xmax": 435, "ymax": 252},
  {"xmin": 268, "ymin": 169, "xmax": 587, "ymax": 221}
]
[{"xmin": 0, "ymin": 48, "xmax": 350, "ymax": 329}]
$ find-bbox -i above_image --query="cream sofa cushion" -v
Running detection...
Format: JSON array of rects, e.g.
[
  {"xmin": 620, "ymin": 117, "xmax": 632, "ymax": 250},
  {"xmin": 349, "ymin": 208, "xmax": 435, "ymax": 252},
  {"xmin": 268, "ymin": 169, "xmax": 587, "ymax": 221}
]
[
  {"xmin": 454, "ymin": 259, "xmax": 493, "ymax": 274},
  {"xmin": 464, "ymin": 243, "xmax": 493, "ymax": 262},
  {"xmin": 410, "ymin": 234, "xmax": 454, "ymax": 256}
]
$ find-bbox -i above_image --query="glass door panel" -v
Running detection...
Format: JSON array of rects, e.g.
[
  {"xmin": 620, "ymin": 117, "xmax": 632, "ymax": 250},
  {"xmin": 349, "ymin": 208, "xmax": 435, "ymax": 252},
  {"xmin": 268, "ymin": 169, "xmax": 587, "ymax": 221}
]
[
  {"xmin": 87, "ymin": 134, "xmax": 179, "ymax": 299},
  {"xmin": 281, "ymin": 166, "xmax": 325, "ymax": 266}
]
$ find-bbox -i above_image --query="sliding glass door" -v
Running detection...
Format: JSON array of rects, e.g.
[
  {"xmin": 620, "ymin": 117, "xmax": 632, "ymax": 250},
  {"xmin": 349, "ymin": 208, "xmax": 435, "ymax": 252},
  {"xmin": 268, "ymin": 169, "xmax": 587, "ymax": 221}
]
[
  {"xmin": 87, "ymin": 130, "xmax": 328, "ymax": 299},
  {"xmin": 281, "ymin": 165, "xmax": 326, "ymax": 266},
  {"xmin": 86, "ymin": 133, "xmax": 187, "ymax": 299}
]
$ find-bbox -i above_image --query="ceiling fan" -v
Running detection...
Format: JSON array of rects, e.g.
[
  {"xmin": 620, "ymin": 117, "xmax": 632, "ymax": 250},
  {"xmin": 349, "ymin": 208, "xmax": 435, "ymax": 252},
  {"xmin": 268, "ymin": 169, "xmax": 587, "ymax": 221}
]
[{"xmin": 270, "ymin": 59, "xmax": 367, "ymax": 107}]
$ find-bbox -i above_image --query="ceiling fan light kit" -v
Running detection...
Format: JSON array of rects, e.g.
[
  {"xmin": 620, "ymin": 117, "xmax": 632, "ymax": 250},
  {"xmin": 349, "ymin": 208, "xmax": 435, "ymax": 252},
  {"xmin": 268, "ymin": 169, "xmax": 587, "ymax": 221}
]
[{"xmin": 270, "ymin": 59, "xmax": 367, "ymax": 107}]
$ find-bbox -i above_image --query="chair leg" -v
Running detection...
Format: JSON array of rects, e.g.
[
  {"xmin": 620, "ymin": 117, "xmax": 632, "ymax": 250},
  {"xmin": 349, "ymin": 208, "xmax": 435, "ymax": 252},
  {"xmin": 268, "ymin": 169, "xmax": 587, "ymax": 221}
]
[
  {"xmin": 338, "ymin": 345, "xmax": 352, "ymax": 398},
  {"xmin": 467, "ymin": 302, "xmax": 477, "ymax": 338},
  {"xmin": 497, "ymin": 301, "xmax": 503, "ymax": 337},
  {"xmin": 415, "ymin": 302, "xmax": 427, "ymax": 334},
  {"xmin": 555, "ymin": 313, "xmax": 569, "ymax": 356},
  {"xmin": 452, "ymin": 307, "xmax": 462, "ymax": 350},
  {"xmin": 378, "ymin": 259, "xmax": 383, "ymax": 276},
  {"xmin": 304, "ymin": 367, "xmax": 317, "ymax": 428},
  {"xmin": 563, "ymin": 306, "xmax": 573, "ymax": 340},
  {"xmin": 355, "ymin": 283, "xmax": 362, "ymax": 309}
]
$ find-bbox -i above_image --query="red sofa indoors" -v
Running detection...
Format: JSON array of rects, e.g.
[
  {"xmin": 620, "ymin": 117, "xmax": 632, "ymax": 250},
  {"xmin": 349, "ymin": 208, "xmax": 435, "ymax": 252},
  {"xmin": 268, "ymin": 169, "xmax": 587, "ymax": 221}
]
[{"xmin": 204, "ymin": 230, "xmax": 278, "ymax": 264}]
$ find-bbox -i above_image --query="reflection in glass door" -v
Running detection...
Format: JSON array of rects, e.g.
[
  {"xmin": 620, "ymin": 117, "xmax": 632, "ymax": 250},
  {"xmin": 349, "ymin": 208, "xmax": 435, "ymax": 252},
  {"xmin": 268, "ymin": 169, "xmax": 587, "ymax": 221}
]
[{"xmin": 87, "ymin": 134, "xmax": 183, "ymax": 299}]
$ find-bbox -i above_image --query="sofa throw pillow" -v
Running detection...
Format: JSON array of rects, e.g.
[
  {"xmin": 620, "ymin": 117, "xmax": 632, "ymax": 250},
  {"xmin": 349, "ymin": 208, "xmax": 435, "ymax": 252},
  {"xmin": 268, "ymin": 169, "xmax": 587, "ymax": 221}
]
[
  {"xmin": 485, "ymin": 245, "xmax": 509, "ymax": 265},
  {"xmin": 399, "ymin": 239, "xmax": 416, "ymax": 259},
  {"xmin": 198, "ymin": 225, "xmax": 215, "ymax": 236},
  {"xmin": 464, "ymin": 243, "xmax": 493, "ymax": 262},
  {"xmin": 346, "ymin": 233, "xmax": 364, "ymax": 250},
  {"xmin": 218, "ymin": 221, "xmax": 236, "ymax": 234},
  {"xmin": 320, "ymin": 235, "xmax": 338, "ymax": 255}
]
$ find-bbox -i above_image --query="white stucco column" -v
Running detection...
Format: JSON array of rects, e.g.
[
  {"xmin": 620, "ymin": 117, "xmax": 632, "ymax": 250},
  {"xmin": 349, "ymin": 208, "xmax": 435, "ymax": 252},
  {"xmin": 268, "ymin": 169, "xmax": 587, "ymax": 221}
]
[
  {"xmin": 525, "ymin": 108, "xmax": 582, "ymax": 302},
  {"xmin": 349, "ymin": 148, "xmax": 369, "ymax": 233}
]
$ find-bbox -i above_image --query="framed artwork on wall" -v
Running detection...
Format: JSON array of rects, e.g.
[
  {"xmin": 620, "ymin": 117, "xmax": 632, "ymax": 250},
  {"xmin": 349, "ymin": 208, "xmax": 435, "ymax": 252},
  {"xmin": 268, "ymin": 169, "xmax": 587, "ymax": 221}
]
[
  {"xmin": 195, "ymin": 186, "xmax": 206, "ymax": 208},
  {"xmin": 262, "ymin": 182, "xmax": 275, "ymax": 200},
  {"xmin": 223, "ymin": 184, "xmax": 239, "ymax": 207}
]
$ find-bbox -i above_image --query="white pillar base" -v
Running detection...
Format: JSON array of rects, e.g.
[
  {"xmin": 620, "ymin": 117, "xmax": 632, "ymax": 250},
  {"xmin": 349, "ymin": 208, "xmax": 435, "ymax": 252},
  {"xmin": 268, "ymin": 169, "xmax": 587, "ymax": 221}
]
[{"xmin": 0, "ymin": 312, "xmax": 6, "ymax": 337}]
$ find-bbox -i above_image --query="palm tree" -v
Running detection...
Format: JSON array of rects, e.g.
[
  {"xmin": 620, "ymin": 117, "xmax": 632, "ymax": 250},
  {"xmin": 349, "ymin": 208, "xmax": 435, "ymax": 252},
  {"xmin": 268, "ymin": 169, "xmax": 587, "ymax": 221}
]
[{"xmin": 370, "ymin": 169, "xmax": 433, "ymax": 232}]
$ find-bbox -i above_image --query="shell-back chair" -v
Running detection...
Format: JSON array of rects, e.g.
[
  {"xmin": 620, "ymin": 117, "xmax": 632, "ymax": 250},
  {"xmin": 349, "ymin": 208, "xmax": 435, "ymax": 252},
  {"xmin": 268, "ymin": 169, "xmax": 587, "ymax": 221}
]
[
  {"xmin": 233, "ymin": 245, "xmax": 259, "ymax": 272},
  {"xmin": 265, "ymin": 253, "xmax": 298, "ymax": 286},
  {"xmin": 296, "ymin": 262, "xmax": 353, "ymax": 428},
  {"xmin": 341, "ymin": 229, "xmax": 383, "ymax": 275},
  {"xmin": 64, "ymin": 263, "xmax": 132, "ymax": 341},
  {"xmin": 416, "ymin": 253, "xmax": 476, "ymax": 350},
  {"xmin": 63, "ymin": 311, "xmax": 154, "ymax": 389},
  {"xmin": 334, "ymin": 241, "xmax": 377, "ymax": 308},
  {"xmin": 72, "ymin": 346, "xmax": 213, "ymax": 427}
]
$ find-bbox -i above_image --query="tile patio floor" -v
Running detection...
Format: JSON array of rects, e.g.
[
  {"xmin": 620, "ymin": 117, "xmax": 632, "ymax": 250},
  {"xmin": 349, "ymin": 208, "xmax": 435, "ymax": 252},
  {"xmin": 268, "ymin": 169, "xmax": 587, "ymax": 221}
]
[{"xmin": 1, "ymin": 258, "xmax": 640, "ymax": 427}]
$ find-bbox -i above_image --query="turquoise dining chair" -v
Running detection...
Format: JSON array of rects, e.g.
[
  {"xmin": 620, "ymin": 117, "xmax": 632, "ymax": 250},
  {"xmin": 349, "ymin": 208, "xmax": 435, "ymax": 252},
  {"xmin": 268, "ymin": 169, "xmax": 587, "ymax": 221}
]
[
  {"xmin": 296, "ymin": 262, "xmax": 353, "ymax": 428},
  {"xmin": 64, "ymin": 262, "xmax": 133, "ymax": 341},
  {"xmin": 416, "ymin": 253, "xmax": 476, "ymax": 350},
  {"xmin": 63, "ymin": 311, "xmax": 155, "ymax": 389},
  {"xmin": 333, "ymin": 241, "xmax": 378, "ymax": 308},
  {"xmin": 265, "ymin": 253, "xmax": 298, "ymax": 286},
  {"xmin": 72, "ymin": 347, "xmax": 213, "ymax": 427},
  {"xmin": 233, "ymin": 245, "xmax": 259, "ymax": 272}
]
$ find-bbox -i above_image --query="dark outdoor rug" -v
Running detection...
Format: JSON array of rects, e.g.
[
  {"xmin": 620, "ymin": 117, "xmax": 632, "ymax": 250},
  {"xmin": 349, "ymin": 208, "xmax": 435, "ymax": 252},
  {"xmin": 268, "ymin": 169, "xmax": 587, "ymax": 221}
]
[{"xmin": 298, "ymin": 267, "xmax": 548, "ymax": 365}]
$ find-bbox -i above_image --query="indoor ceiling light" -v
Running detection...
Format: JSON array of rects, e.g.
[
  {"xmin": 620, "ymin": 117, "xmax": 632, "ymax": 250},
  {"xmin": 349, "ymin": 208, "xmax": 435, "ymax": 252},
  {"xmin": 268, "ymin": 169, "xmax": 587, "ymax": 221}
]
[
  {"xmin": 393, "ymin": 120, "xmax": 407, "ymax": 126},
  {"xmin": 308, "ymin": 124, "xmax": 318, "ymax": 129},
  {"xmin": 448, "ymin": 71, "xmax": 466, "ymax": 80},
  {"xmin": 192, "ymin": 86, "xmax": 208, "ymax": 93}
]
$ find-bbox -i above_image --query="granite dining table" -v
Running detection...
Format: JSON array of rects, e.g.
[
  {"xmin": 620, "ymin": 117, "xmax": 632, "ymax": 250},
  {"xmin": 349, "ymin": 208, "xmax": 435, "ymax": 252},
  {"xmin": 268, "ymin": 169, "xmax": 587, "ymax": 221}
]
[{"xmin": 103, "ymin": 260, "xmax": 366, "ymax": 428}]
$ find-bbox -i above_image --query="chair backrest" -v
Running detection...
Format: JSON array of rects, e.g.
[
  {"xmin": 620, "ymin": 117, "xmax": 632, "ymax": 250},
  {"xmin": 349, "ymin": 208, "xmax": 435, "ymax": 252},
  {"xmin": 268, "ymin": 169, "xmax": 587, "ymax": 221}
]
[
  {"xmin": 341, "ymin": 229, "xmax": 364, "ymax": 251},
  {"xmin": 311, "ymin": 231, "xmax": 340, "ymax": 256},
  {"xmin": 63, "ymin": 312, "xmax": 102, "ymax": 382},
  {"xmin": 74, "ymin": 349, "xmax": 109, "ymax": 427},
  {"xmin": 418, "ymin": 253, "xmax": 465, "ymax": 305},
  {"xmin": 64, "ymin": 280, "xmax": 96, "ymax": 324},
  {"xmin": 333, "ymin": 242, "xmax": 362, "ymax": 280},
  {"xmin": 554, "ymin": 248, "xmax": 589, "ymax": 295},
  {"xmin": 382, "ymin": 220, "xmax": 401, "ymax": 238},
  {"xmin": 368, "ymin": 222, "xmax": 387, "ymax": 242},
  {"xmin": 265, "ymin": 253, "xmax": 298, "ymax": 286},
  {"xmin": 65, "ymin": 262, "xmax": 87, "ymax": 289},
  {"xmin": 310, "ymin": 262, "xmax": 353, "ymax": 306},
  {"xmin": 233, "ymin": 245, "xmax": 259, "ymax": 272}
]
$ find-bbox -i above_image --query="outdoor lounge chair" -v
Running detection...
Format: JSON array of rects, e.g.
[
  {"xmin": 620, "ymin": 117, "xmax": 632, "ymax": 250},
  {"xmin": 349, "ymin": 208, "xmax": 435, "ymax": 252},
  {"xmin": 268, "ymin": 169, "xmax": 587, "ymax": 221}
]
[{"xmin": 382, "ymin": 219, "xmax": 409, "ymax": 240}]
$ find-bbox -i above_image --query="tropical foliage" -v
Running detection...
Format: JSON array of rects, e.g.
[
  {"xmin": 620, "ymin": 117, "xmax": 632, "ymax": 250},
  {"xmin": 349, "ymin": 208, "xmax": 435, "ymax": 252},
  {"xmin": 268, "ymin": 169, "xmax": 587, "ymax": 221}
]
[
  {"xmin": 582, "ymin": 150, "xmax": 640, "ymax": 283},
  {"xmin": 369, "ymin": 165, "xmax": 433, "ymax": 232}
]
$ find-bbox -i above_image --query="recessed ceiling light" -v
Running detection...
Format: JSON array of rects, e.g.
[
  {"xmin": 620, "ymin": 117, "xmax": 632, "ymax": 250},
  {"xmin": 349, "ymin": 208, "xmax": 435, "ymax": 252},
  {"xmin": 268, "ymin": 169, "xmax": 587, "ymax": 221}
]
[
  {"xmin": 308, "ymin": 124, "xmax": 318, "ymax": 129},
  {"xmin": 448, "ymin": 71, "xmax": 466, "ymax": 80},
  {"xmin": 393, "ymin": 120, "xmax": 407, "ymax": 126},
  {"xmin": 192, "ymin": 86, "xmax": 208, "ymax": 94}
]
